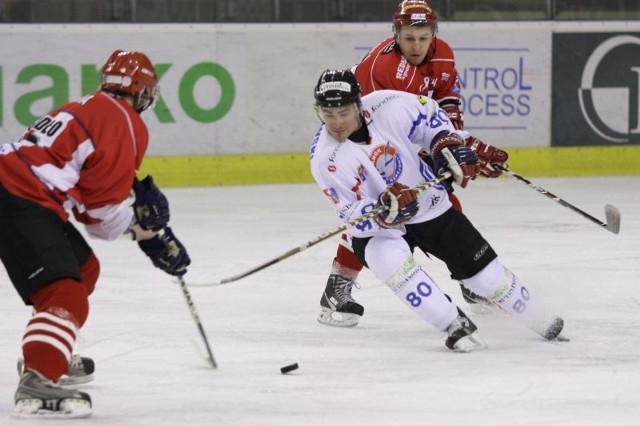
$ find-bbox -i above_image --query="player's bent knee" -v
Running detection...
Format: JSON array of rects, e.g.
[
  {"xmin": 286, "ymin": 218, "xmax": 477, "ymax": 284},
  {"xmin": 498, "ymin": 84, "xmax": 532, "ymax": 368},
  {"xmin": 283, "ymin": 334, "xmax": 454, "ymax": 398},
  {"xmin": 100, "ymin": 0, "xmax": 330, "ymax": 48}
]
[
  {"xmin": 80, "ymin": 252, "xmax": 100, "ymax": 296},
  {"xmin": 29, "ymin": 279, "xmax": 90, "ymax": 328},
  {"xmin": 461, "ymin": 258, "xmax": 504, "ymax": 298}
]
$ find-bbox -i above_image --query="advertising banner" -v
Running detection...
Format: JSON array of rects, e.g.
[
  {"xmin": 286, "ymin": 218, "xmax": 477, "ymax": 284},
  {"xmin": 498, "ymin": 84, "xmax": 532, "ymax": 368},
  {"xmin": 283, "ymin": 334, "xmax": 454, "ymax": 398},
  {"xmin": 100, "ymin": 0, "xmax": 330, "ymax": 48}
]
[{"xmin": 552, "ymin": 32, "xmax": 640, "ymax": 146}]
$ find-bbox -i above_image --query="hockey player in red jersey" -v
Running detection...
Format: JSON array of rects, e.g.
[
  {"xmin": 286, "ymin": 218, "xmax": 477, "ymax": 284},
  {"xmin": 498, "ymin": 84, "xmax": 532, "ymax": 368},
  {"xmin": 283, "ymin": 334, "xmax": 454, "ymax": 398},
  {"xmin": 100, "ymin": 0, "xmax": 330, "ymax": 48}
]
[
  {"xmin": 0, "ymin": 50, "xmax": 190, "ymax": 418},
  {"xmin": 318, "ymin": 0, "xmax": 509, "ymax": 327}
]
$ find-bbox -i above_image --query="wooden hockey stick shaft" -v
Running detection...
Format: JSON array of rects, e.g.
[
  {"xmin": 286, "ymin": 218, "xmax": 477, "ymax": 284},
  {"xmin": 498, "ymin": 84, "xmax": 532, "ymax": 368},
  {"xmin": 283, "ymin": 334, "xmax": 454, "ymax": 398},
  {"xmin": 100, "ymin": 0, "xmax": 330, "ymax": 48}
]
[
  {"xmin": 177, "ymin": 275, "xmax": 218, "ymax": 368},
  {"xmin": 495, "ymin": 164, "xmax": 620, "ymax": 234},
  {"xmin": 190, "ymin": 172, "xmax": 452, "ymax": 287}
]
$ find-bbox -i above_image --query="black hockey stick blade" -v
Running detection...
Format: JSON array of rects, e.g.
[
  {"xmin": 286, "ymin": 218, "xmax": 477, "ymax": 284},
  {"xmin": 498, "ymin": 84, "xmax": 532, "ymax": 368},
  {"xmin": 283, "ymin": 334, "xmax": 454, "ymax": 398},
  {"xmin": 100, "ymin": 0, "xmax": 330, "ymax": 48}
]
[
  {"xmin": 495, "ymin": 164, "xmax": 621, "ymax": 235},
  {"xmin": 604, "ymin": 204, "xmax": 621, "ymax": 234}
]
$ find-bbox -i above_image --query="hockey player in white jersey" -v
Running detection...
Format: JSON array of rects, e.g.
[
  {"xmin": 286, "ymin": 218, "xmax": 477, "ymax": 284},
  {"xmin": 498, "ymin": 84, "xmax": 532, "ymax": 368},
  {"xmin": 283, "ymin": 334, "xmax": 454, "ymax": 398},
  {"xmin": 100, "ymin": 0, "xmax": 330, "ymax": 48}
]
[{"xmin": 309, "ymin": 69, "xmax": 564, "ymax": 351}]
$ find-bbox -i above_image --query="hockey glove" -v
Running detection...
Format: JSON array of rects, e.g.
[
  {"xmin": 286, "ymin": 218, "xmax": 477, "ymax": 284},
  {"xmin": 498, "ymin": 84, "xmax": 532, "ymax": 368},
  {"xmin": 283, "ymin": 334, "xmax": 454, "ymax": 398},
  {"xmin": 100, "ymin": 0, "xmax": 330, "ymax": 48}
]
[
  {"xmin": 374, "ymin": 182, "xmax": 419, "ymax": 228},
  {"xmin": 441, "ymin": 105, "xmax": 464, "ymax": 130},
  {"xmin": 133, "ymin": 175, "xmax": 170, "ymax": 231},
  {"xmin": 465, "ymin": 136, "xmax": 509, "ymax": 178},
  {"xmin": 431, "ymin": 133, "xmax": 481, "ymax": 188},
  {"xmin": 138, "ymin": 227, "xmax": 191, "ymax": 276},
  {"xmin": 418, "ymin": 149, "xmax": 454, "ymax": 194}
]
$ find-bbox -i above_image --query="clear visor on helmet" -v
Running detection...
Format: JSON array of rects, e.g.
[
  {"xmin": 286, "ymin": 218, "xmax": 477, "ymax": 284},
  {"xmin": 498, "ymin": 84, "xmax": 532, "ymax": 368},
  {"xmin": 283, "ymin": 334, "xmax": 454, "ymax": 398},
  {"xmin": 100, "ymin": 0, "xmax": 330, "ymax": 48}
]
[{"xmin": 135, "ymin": 85, "xmax": 160, "ymax": 112}]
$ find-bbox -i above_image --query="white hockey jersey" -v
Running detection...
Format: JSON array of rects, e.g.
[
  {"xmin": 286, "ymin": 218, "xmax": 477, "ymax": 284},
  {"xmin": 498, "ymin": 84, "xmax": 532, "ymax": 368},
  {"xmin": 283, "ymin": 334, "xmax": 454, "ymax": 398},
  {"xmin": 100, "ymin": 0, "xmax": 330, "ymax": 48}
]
[{"xmin": 310, "ymin": 90, "xmax": 468, "ymax": 239}]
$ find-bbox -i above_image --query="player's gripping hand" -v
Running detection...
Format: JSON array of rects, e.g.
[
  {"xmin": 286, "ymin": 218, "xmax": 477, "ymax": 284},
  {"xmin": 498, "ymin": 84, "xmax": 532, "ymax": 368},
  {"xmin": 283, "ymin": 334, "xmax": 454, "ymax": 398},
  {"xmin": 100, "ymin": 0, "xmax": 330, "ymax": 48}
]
[
  {"xmin": 431, "ymin": 133, "xmax": 481, "ymax": 188},
  {"xmin": 374, "ymin": 182, "xmax": 419, "ymax": 228},
  {"xmin": 465, "ymin": 136, "xmax": 509, "ymax": 178},
  {"xmin": 138, "ymin": 227, "xmax": 191, "ymax": 276},
  {"xmin": 133, "ymin": 175, "xmax": 170, "ymax": 231},
  {"xmin": 443, "ymin": 107, "xmax": 464, "ymax": 130}
]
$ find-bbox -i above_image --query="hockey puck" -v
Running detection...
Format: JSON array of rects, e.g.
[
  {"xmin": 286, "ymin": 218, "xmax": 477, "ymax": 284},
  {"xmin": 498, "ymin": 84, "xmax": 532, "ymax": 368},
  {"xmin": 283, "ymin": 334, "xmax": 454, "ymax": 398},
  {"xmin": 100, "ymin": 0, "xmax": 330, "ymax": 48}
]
[{"xmin": 280, "ymin": 363, "xmax": 299, "ymax": 374}]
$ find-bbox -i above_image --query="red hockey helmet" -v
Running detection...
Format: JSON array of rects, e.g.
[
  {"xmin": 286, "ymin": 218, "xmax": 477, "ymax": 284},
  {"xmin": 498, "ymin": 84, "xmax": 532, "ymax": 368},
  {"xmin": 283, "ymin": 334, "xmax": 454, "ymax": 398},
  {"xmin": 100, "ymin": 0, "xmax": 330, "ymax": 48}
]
[
  {"xmin": 392, "ymin": 0, "xmax": 438, "ymax": 33},
  {"xmin": 101, "ymin": 50, "xmax": 159, "ymax": 112}
]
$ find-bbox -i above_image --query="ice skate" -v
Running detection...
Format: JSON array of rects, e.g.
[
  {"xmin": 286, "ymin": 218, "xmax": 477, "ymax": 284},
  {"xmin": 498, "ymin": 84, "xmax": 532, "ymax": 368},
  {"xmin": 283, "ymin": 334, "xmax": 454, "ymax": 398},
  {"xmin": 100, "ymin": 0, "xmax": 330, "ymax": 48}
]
[
  {"xmin": 445, "ymin": 309, "xmax": 487, "ymax": 352},
  {"xmin": 17, "ymin": 354, "xmax": 94, "ymax": 386},
  {"xmin": 459, "ymin": 282, "xmax": 497, "ymax": 315},
  {"xmin": 318, "ymin": 274, "xmax": 364, "ymax": 327},
  {"xmin": 13, "ymin": 370, "xmax": 92, "ymax": 419}
]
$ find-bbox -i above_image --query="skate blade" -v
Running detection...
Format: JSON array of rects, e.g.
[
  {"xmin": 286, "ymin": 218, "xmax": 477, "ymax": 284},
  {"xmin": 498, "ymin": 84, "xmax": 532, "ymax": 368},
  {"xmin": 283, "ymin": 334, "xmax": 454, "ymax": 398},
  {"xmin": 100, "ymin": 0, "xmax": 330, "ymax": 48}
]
[
  {"xmin": 60, "ymin": 373, "xmax": 94, "ymax": 386},
  {"xmin": 468, "ymin": 302, "xmax": 504, "ymax": 316},
  {"xmin": 17, "ymin": 358, "xmax": 94, "ymax": 386},
  {"xmin": 13, "ymin": 398, "xmax": 92, "ymax": 419},
  {"xmin": 317, "ymin": 307, "xmax": 360, "ymax": 327},
  {"xmin": 451, "ymin": 332, "xmax": 488, "ymax": 353}
]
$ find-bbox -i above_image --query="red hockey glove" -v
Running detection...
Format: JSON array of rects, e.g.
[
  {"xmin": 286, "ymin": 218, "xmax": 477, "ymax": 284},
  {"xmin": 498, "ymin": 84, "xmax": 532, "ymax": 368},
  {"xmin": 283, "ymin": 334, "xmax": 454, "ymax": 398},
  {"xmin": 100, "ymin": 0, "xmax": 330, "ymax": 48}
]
[
  {"xmin": 375, "ymin": 182, "xmax": 419, "ymax": 228},
  {"xmin": 441, "ymin": 105, "xmax": 464, "ymax": 130},
  {"xmin": 464, "ymin": 137, "xmax": 509, "ymax": 178}
]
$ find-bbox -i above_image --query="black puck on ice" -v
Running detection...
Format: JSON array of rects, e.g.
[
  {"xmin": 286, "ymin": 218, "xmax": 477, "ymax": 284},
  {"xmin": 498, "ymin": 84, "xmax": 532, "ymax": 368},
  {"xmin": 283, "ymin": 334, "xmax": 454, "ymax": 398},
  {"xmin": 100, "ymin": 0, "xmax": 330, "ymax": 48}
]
[{"xmin": 280, "ymin": 363, "xmax": 299, "ymax": 374}]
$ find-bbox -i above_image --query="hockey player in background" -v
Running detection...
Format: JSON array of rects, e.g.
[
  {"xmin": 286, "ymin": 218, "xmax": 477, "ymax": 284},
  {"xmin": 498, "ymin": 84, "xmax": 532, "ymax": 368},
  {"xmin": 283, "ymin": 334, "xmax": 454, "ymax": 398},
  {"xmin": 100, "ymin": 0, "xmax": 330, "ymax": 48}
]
[
  {"xmin": 310, "ymin": 68, "xmax": 564, "ymax": 352},
  {"xmin": 0, "ymin": 50, "xmax": 191, "ymax": 418},
  {"xmin": 318, "ymin": 0, "xmax": 508, "ymax": 327}
]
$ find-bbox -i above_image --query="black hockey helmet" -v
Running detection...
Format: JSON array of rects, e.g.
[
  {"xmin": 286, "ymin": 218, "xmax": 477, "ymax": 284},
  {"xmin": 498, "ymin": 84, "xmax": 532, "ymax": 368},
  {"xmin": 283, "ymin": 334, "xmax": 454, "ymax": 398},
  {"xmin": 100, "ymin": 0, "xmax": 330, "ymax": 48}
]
[{"xmin": 314, "ymin": 69, "xmax": 361, "ymax": 108}]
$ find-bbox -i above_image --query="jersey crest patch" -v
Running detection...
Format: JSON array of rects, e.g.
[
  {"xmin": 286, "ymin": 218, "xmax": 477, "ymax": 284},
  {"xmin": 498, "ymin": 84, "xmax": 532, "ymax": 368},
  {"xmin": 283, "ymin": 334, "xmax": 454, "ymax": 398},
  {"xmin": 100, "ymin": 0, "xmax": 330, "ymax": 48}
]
[
  {"xmin": 370, "ymin": 143, "xmax": 403, "ymax": 184},
  {"xmin": 323, "ymin": 187, "xmax": 340, "ymax": 204}
]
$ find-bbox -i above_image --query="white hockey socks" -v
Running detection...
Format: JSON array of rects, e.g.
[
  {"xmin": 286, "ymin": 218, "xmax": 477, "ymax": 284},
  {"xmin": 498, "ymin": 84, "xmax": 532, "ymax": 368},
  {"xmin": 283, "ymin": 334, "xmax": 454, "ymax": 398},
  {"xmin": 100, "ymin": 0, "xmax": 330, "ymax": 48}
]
[
  {"xmin": 462, "ymin": 259, "xmax": 564, "ymax": 339},
  {"xmin": 384, "ymin": 257, "xmax": 458, "ymax": 331}
]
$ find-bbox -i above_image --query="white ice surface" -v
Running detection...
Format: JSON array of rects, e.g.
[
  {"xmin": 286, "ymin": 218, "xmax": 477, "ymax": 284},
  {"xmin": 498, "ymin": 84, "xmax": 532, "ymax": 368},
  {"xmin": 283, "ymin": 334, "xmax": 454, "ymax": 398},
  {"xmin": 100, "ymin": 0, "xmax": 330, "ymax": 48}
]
[{"xmin": 1, "ymin": 176, "xmax": 639, "ymax": 425}]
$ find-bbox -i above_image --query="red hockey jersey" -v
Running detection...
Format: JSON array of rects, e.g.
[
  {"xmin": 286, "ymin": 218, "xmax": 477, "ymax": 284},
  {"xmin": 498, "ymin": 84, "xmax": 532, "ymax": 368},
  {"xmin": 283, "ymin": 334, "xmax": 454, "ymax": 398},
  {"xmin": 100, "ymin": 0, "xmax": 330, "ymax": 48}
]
[
  {"xmin": 354, "ymin": 36, "xmax": 462, "ymax": 108},
  {"xmin": 0, "ymin": 91, "xmax": 148, "ymax": 240}
]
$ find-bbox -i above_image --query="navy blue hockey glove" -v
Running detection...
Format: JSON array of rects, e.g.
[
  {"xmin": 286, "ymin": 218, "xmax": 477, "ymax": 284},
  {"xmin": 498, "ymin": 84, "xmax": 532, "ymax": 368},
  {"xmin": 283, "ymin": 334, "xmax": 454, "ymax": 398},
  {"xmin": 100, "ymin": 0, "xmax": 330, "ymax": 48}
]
[
  {"xmin": 374, "ymin": 182, "xmax": 419, "ymax": 228},
  {"xmin": 430, "ymin": 133, "xmax": 481, "ymax": 188},
  {"xmin": 418, "ymin": 148, "xmax": 454, "ymax": 194},
  {"xmin": 138, "ymin": 227, "xmax": 191, "ymax": 276},
  {"xmin": 133, "ymin": 175, "xmax": 170, "ymax": 231}
]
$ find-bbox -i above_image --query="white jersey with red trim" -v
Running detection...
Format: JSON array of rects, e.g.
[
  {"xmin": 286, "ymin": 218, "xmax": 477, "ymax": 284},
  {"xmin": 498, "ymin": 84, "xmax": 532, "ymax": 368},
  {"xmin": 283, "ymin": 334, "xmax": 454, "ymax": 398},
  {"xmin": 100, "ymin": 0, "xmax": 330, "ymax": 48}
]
[
  {"xmin": 310, "ymin": 90, "xmax": 468, "ymax": 239},
  {"xmin": 0, "ymin": 91, "xmax": 149, "ymax": 240}
]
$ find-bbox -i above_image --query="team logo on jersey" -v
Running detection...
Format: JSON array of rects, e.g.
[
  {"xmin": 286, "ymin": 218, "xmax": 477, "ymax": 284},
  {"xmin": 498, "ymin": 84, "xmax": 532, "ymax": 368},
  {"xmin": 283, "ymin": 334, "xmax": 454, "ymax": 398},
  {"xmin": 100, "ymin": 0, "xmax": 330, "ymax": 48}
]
[
  {"xmin": 323, "ymin": 187, "xmax": 340, "ymax": 204},
  {"xmin": 370, "ymin": 143, "xmax": 403, "ymax": 184}
]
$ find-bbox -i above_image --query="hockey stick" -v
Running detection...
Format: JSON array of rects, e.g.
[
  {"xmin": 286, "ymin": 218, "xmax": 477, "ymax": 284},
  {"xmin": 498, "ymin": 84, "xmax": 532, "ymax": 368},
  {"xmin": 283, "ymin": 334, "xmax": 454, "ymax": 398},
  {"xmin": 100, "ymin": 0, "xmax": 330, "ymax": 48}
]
[
  {"xmin": 189, "ymin": 172, "xmax": 452, "ymax": 287},
  {"xmin": 177, "ymin": 275, "xmax": 218, "ymax": 368},
  {"xmin": 494, "ymin": 164, "xmax": 620, "ymax": 234}
]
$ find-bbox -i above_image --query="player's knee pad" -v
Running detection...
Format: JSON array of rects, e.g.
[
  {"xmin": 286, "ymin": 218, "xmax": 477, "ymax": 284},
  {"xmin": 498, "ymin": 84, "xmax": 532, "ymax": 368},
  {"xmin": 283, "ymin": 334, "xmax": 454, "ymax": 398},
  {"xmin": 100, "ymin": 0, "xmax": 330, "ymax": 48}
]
[
  {"xmin": 80, "ymin": 251, "xmax": 100, "ymax": 296},
  {"xmin": 29, "ymin": 278, "xmax": 90, "ymax": 328},
  {"xmin": 461, "ymin": 257, "xmax": 506, "ymax": 298},
  {"xmin": 364, "ymin": 236, "xmax": 413, "ymax": 281}
]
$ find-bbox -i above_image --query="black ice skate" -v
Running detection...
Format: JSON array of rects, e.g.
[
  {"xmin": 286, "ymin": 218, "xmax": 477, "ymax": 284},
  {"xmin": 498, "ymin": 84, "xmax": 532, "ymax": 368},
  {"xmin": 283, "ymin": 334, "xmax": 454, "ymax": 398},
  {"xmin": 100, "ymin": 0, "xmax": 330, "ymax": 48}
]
[
  {"xmin": 17, "ymin": 354, "xmax": 95, "ymax": 386},
  {"xmin": 459, "ymin": 282, "xmax": 498, "ymax": 315},
  {"xmin": 13, "ymin": 370, "xmax": 92, "ymax": 419},
  {"xmin": 445, "ymin": 309, "xmax": 488, "ymax": 352},
  {"xmin": 318, "ymin": 274, "xmax": 364, "ymax": 327}
]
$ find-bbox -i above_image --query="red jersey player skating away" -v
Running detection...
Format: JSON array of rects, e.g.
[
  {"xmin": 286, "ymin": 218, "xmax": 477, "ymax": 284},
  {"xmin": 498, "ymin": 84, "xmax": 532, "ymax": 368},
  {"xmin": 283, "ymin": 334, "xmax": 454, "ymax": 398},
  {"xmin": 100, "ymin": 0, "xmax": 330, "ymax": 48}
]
[
  {"xmin": 0, "ymin": 50, "xmax": 190, "ymax": 419},
  {"xmin": 318, "ymin": 0, "xmax": 509, "ymax": 327}
]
